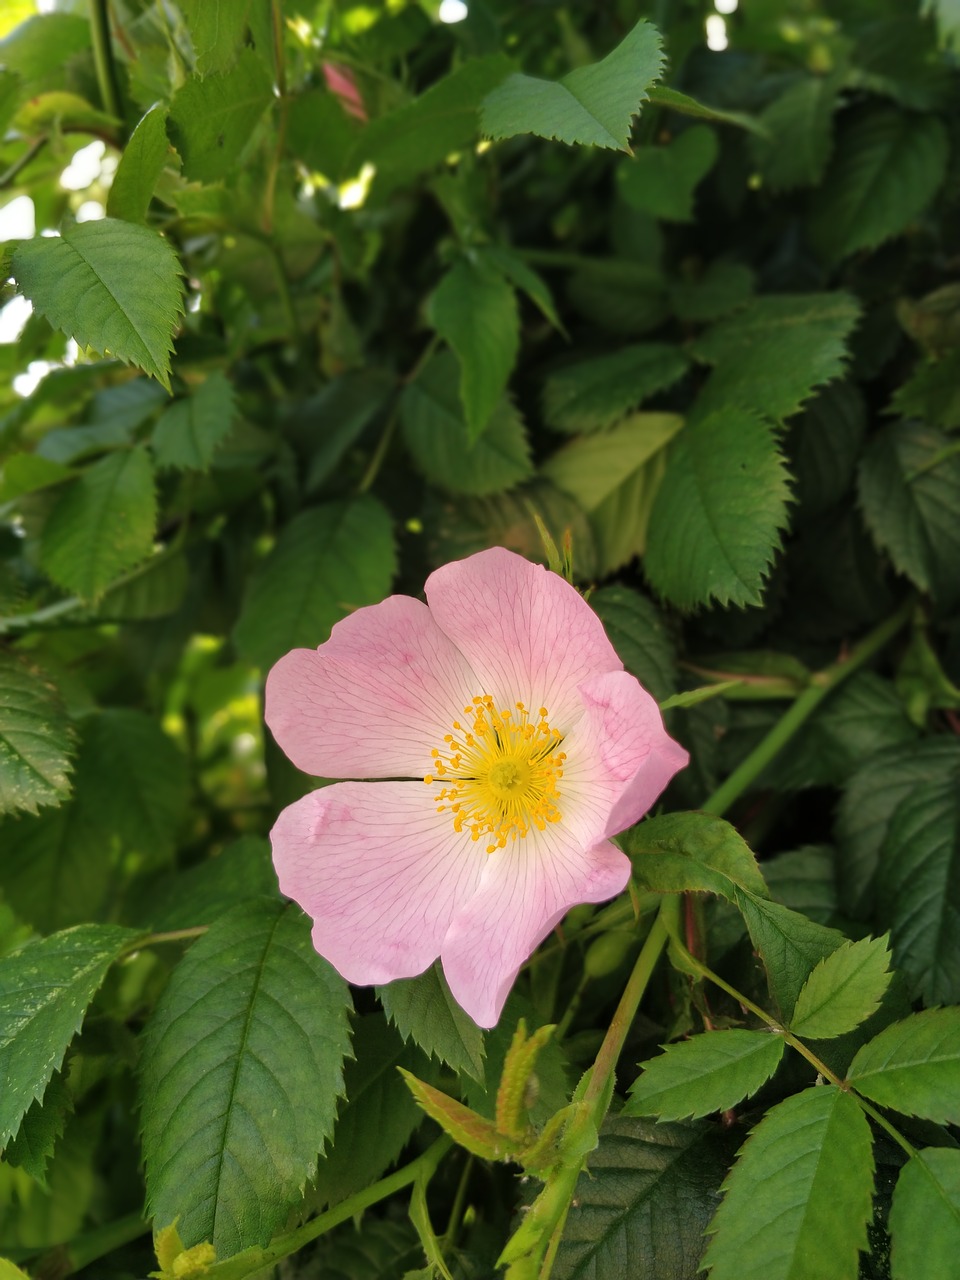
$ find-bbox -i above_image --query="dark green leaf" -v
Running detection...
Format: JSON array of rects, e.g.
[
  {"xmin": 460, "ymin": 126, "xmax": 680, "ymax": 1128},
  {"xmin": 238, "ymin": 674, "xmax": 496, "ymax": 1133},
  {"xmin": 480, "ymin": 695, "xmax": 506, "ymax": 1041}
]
[
  {"xmin": 482, "ymin": 20, "xmax": 664, "ymax": 151},
  {"xmin": 0, "ymin": 924, "xmax": 134, "ymax": 1147},
  {"xmin": 789, "ymin": 936, "xmax": 892, "ymax": 1040},
  {"xmin": 542, "ymin": 344, "xmax": 689, "ymax": 434},
  {"xmin": 152, "ymin": 370, "xmax": 237, "ymax": 471},
  {"xmin": 889, "ymin": 1149, "xmax": 960, "ymax": 1280},
  {"xmin": 38, "ymin": 446, "xmax": 156, "ymax": 601},
  {"xmin": 0, "ymin": 653, "xmax": 74, "ymax": 818},
  {"xmin": 750, "ymin": 74, "xmax": 840, "ymax": 191},
  {"xmin": 702, "ymin": 1087, "xmax": 874, "ymax": 1280},
  {"xmin": 787, "ymin": 381, "xmax": 867, "ymax": 520},
  {"xmin": 623, "ymin": 811, "xmax": 769, "ymax": 902},
  {"xmin": 12, "ymin": 220, "xmax": 184, "ymax": 389},
  {"xmin": 890, "ymin": 352, "xmax": 960, "ymax": 430},
  {"xmin": 377, "ymin": 963, "xmax": 485, "ymax": 1083},
  {"xmin": 302, "ymin": 370, "xmax": 394, "ymax": 493},
  {"xmin": 644, "ymin": 408, "xmax": 791, "ymax": 609},
  {"xmin": 858, "ymin": 420, "xmax": 960, "ymax": 610},
  {"xmin": 233, "ymin": 496, "xmax": 396, "ymax": 670},
  {"xmin": 625, "ymin": 1030, "xmax": 785, "ymax": 1121},
  {"xmin": 0, "ymin": 453, "xmax": 73, "ymax": 502},
  {"xmin": 735, "ymin": 891, "xmax": 846, "ymax": 1021},
  {"xmin": 553, "ymin": 1115, "xmax": 732, "ymax": 1280},
  {"xmin": 137, "ymin": 836, "xmax": 277, "ymax": 931},
  {"xmin": 618, "ymin": 126, "xmax": 718, "ymax": 221},
  {"xmin": 428, "ymin": 259, "xmax": 519, "ymax": 442},
  {"xmin": 668, "ymin": 260, "xmax": 754, "ymax": 324},
  {"xmin": 647, "ymin": 85, "xmax": 764, "ymax": 134},
  {"xmin": 400, "ymin": 351, "xmax": 532, "ymax": 496},
  {"xmin": 106, "ymin": 105, "xmax": 171, "ymax": 223},
  {"xmin": 847, "ymin": 1008, "xmax": 960, "ymax": 1124},
  {"xmin": 2, "ymin": 1075, "xmax": 73, "ymax": 1187},
  {"xmin": 167, "ymin": 48, "xmax": 274, "ymax": 183},
  {"xmin": 590, "ymin": 585, "xmax": 677, "ymax": 705},
  {"xmin": 140, "ymin": 899, "xmax": 353, "ymax": 1254},
  {"xmin": 764, "ymin": 847, "xmax": 838, "ymax": 926},
  {"xmin": 808, "ymin": 106, "xmax": 948, "ymax": 264}
]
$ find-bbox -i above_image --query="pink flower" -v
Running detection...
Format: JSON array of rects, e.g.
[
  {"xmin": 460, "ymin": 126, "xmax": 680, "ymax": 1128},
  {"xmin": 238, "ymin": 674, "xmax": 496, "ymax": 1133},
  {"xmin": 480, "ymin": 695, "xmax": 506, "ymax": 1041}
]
[{"xmin": 265, "ymin": 548, "xmax": 688, "ymax": 1028}]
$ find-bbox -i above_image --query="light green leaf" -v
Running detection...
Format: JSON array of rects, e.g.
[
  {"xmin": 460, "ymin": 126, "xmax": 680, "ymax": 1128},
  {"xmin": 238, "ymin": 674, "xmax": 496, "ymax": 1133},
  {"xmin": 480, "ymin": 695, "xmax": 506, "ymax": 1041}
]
[
  {"xmin": 168, "ymin": 47, "xmax": 274, "ymax": 183},
  {"xmin": 543, "ymin": 411, "xmax": 683, "ymax": 574},
  {"xmin": 617, "ymin": 125, "xmax": 718, "ymax": 221},
  {"xmin": 647, "ymin": 85, "xmax": 765, "ymax": 134},
  {"xmin": 140, "ymin": 899, "xmax": 353, "ymax": 1254},
  {"xmin": 589, "ymin": 585, "xmax": 677, "ymax": 705},
  {"xmin": 0, "ymin": 14, "xmax": 89, "ymax": 96},
  {"xmin": 428, "ymin": 258, "xmax": 519, "ymax": 442},
  {"xmin": 0, "ymin": 923, "xmax": 135, "ymax": 1147},
  {"xmin": 889, "ymin": 1149, "xmax": 960, "ymax": 1280},
  {"xmin": 0, "ymin": 452, "xmax": 73, "ymax": 502},
  {"xmin": 400, "ymin": 351, "xmax": 532, "ymax": 496},
  {"xmin": 858, "ymin": 420, "xmax": 960, "ymax": 611},
  {"xmin": 692, "ymin": 292, "xmax": 861, "ymax": 421},
  {"xmin": 38, "ymin": 447, "xmax": 157, "ymax": 602},
  {"xmin": 622, "ymin": 811, "xmax": 769, "ymax": 902},
  {"xmin": 0, "ymin": 1258, "xmax": 32, "ymax": 1280},
  {"xmin": 482, "ymin": 19, "xmax": 664, "ymax": 151},
  {"xmin": 735, "ymin": 891, "xmax": 846, "ymax": 1021},
  {"xmin": 179, "ymin": 0, "xmax": 254, "ymax": 75},
  {"xmin": 152, "ymin": 370, "xmax": 237, "ymax": 471},
  {"xmin": 0, "ymin": 653, "xmax": 74, "ymax": 818},
  {"xmin": 702, "ymin": 1087, "xmax": 874, "ymax": 1280},
  {"xmin": 644, "ymin": 408, "xmax": 791, "ymax": 609},
  {"xmin": 625, "ymin": 1030, "xmax": 785, "ymax": 1121},
  {"xmin": 106, "ymin": 105, "xmax": 172, "ymax": 223},
  {"xmin": 233, "ymin": 496, "xmax": 396, "ymax": 670},
  {"xmin": 789, "ymin": 935, "xmax": 893, "ymax": 1040},
  {"xmin": 877, "ymin": 771, "xmax": 960, "ymax": 1005},
  {"xmin": 808, "ymin": 106, "xmax": 948, "ymax": 264},
  {"xmin": 552, "ymin": 1115, "xmax": 732, "ymax": 1280},
  {"xmin": 542, "ymin": 344, "xmax": 689, "ymax": 434},
  {"xmin": 12, "ymin": 220, "xmax": 183, "ymax": 389},
  {"xmin": 378, "ymin": 962, "xmax": 485, "ymax": 1083},
  {"xmin": 847, "ymin": 1008, "xmax": 960, "ymax": 1123},
  {"xmin": 750, "ymin": 74, "xmax": 841, "ymax": 192}
]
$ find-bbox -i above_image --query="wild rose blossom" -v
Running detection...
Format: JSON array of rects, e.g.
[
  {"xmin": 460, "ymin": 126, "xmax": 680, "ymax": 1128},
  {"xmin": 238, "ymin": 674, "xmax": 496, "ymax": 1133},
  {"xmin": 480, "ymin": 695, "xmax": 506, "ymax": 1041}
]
[{"xmin": 266, "ymin": 547, "xmax": 688, "ymax": 1028}]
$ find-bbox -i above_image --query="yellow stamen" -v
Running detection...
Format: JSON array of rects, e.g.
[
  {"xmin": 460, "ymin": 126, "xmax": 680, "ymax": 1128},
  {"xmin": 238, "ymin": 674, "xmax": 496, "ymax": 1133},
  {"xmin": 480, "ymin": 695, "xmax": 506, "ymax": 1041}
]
[{"xmin": 424, "ymin": 696, "xmax": 566, "ymax": 854}]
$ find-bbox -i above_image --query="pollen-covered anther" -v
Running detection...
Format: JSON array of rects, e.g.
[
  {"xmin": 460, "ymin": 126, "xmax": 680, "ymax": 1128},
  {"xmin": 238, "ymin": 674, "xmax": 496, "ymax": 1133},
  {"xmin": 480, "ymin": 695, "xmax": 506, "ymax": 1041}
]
[{"xmin": 425, "ymin": 696, "xmax": 565, "ymax": 853}]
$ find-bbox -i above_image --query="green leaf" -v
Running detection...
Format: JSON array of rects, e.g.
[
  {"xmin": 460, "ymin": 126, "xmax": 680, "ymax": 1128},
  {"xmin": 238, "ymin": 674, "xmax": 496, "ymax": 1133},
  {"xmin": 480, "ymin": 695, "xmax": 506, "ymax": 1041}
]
[
  {"xmin": 378, "ymin": 963, "xmax": 485, "ymax": 1083},
  {"xmin": 12, "ymin": 220, "xmax": 184, "ymax": 389},
  {"xmin": 106, "ymin": 105, "xmax": 171, "ymax": 222},
  {"xmin": 643, "ymin": 408, "xmax": 791, "ymax": 609},
  {"xmin": 3, "ymin": 1075, "xmax": 72, "ymax": 1188},
  {"xmin": 312, "ymin": 1015, "xmax": 424, "ymax": 1209},
  {"xmin": 890, "ymin": 351, "xmax": 960, "ymax": 430},
  {"xmin": 787, "ymin": 380, "xmax": 867, "ymax": 523},
  {"xmin": 233, "ymin": 496, "xmax": 396, "ymax": 670},
  {"xmin": 286, "ymin": 88, "xmax": 358, "ymax": 184},
  {"xmin": 96, "ymin": 549, "xmax": 188, "ymax": 621},
  {"xmin": 167, "ymin": 48, "xmax": 274, "ymax": 183},
  {"xmin": 750, "ymin": 73, "xmax": 840, "ymax": 191},
  {"xmin": 589, "ymin": 585, "xmax": 677, "ymax": 705},
  {"xmin": 889, "ymin": 1149, "xmax": 960, "ymax": 1280},
  {"xmin": 617, "ymin": 125, "xmax": 718, "ymax": 221},
  {"xmin": 622, "ymin": 811, "xmax": 769, "ymax": 902},
  {"xmin": 0, "ymin": 452, "xmax": 73, "ymax": 502},
  {"xmin": 542, "ymin": 344, "xmax": 689, "ymax": 434},
  {"xmin": 140, "ymin": 899, "xmax": 353, "ymax": 1255},
  {"xmin": 0, "ymin": 14, "xmax": 90, "ymax": 97},
  {"xmin": 764, "ymin": 846, "xmax": 838, "ymax": 926},
  {"xmin": 669, "ymin": 260, "xmax": 755, "ymax": 324},
  {"xmin": 858, "ymin": 420, "xmax": 960, "ymax": 611},
  {"xmin": 179, "ymin": 0, "xmax": 254, "ymax": 74},
  {"xmin": 0, "ymin": 923, "xmax": 134, "ymax": 1147},
  {"xmin": 0, "ymin": 653, "xmax": 75, "ymax": 818},
  {"xmin": 428, "ymin": 259, "xmax": 519, "ymax": 441},
  {"xmin": 847, "ymin": 1008, "xmax": 960, "ymax": 1124},
  {"xmin": 702, "ymin": 1087, "xmax": 874, "ymax": 1280},
  {"xmin": 543, "ymin": 411, "xmax": 683, "ymax": 574},
  {"xmin": 38, "ymin": 447, "xmax": 157, "ymax": 601},
  {"xmin": 647, "ymin": 85, "xmax": 765, "ymax": 135},
  {"xmin": 808, "ymin": 106, "xmax": 948, "ymax": 264},
  {"xmin": 482, "ymin": 19, "xmax": 663, "ymax": 151},
  {"xmin": 789, "ymin": 936, "xmax": 893, "ymax": 1040},
  {"xmin": 152, "ymin": 370, "xmax": 237, "ymax": 471},
  {"xmin": 552, "ymin": 1115, "xmax": 733, "ymax": 1280},
  {"xmin": 0, "ymin": 1258, "xmax": 32, "ymax": 1280},
  {"xmin": 692, "ymin": 292, "xmax": 861, "ymax": 422},
  {"xmin": 876, "ymin": 771, "xmax": 960, "ymax": 1005},
  {"xmin": 567, "ymin": 259, "xmax": 667, "ymax": 336},
  {"xmin": 400, "ymin": 1069, "xmax": 502, "ymax": 1160},
  {"xmin": 138, "ymin": 836, "xmax": 276, "ymax": 931},
  {"xmin": 478, "ymin": 246, "xmax": 564, "ymax": 333},
  {"xmin": 835, "ymin": 739, "xmax": 960, "ymax": 920},
  {"xmin": 625, "ymin": 1030, "xmax": 785, "ymax": 1121},
  {"xmin": 400, "ymin": 351, "xmax": 532, "ymax": 496},
  {"xmin": 302, "ymin": 370, "xmax": 394, "ymax": 493},
  {"xmin": 735, "ymin": 891, "xmax": 846, "ymax": 1021}
]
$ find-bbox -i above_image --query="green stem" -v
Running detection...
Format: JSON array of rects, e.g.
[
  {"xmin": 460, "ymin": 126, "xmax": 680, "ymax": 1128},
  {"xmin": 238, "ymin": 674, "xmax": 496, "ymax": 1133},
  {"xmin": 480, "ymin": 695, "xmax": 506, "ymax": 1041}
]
[
  {"xmin": 0, "ymin": 136, "xmax": 49, "ymax": 189},
  {"xmin": 357, "ymin": 407, "xmax": 398, "ymax": 494},
  {"xmin": 89, "ymin": 0, "xmax": 123, "ymax": 124},
  {"xmin": 122, "ymin": 926, "xmax": 208, "ymax": 956},
  {"xmin": 204, "ymin": 1137, "xmax": 452, "ymax": 1280},
  {"xmin": 31, "ymin": 1212, "xmax": 149, "ymax": 1279},
  {"xmin": 443, "ymin": 1155, "xmax": 473, "ymax": 1245}
]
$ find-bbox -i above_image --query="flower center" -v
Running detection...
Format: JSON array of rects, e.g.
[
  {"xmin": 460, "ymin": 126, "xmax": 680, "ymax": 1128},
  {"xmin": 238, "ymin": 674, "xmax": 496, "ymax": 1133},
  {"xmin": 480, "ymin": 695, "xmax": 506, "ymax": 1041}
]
[{"xmin": 424, "ymin": 696, "xmax": 566, "ymax": 854}]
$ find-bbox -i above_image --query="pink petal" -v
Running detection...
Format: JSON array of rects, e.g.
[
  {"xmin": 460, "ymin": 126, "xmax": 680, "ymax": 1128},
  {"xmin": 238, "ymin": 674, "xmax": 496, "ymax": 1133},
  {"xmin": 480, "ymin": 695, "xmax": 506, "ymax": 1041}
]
[
  {"xmin": 271, "ymin": 781, "xmax": 486, "ymax": 985},
  {"xmin": 561, "ymin": 670, "xmax": 689, "ymax": 841},
  {"xmin": 441, "ymin": 826, "xmax": 631, "ymax": 1028},
  {"xmin": 265, "ymin": 596, "xmax": 478, "ymax": 779},
  {"xmin": 424, "ymin": 548, "xmax": 622, "ymax": 729}
]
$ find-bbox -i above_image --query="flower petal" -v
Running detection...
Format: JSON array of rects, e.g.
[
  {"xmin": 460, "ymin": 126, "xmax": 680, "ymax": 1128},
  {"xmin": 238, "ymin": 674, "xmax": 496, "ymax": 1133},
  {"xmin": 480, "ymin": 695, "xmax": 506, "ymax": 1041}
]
[
  {"xmin": 424, "ymin": 548, "xmax": 622, "ymax": 729},
  {"xmin": 441, "ymin": 826, "xmax": 630, "ymax": 1027},
  {"xmin": 271, "ymin": 780, "xmax": 486, "ymax": 985},
  {"xmin": 265, "ymin": 596, "xmax": 478, "ymax": 778},
  {"xmin": 561, "ymin": 670, "xmax": 689, "ymax": 841}
]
